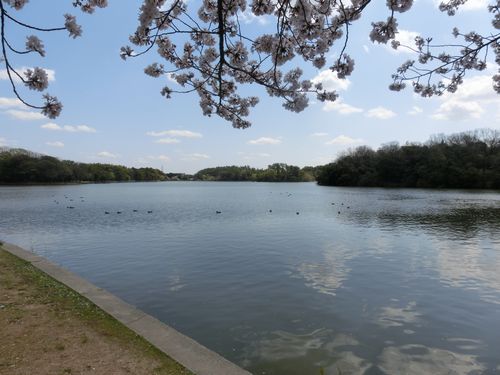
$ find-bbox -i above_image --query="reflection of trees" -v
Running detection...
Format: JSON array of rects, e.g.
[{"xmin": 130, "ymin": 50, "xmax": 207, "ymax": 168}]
[{"xmin": 342, "ymin": 206, "xmax": 500, "ymax": 239}]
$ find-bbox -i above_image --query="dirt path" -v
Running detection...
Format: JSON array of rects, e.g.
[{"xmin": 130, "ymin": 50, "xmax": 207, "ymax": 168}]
[{"xmin": 0, "ymin": 248, "xmax": 192, "ymax": 375}]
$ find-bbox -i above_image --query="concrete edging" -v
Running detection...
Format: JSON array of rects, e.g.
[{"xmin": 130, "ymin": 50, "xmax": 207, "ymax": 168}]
[{"xmin": 2, "ymin": 242, "xmax": 251, "ymax": 375}]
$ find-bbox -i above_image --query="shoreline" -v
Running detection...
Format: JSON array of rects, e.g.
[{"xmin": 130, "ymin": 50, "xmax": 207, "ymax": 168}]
[{"xmin": 0, "ymin": 242, "xmax": 250, "ymax": 375}]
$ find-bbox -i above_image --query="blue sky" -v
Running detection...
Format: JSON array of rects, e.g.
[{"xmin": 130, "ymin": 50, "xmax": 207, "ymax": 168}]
[{"xmin": 1, "ymin": 0, "xmax": 499, "ymax": 173}]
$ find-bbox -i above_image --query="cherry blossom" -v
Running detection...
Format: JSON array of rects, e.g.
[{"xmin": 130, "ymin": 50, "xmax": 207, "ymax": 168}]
[{"xmin": 0, "ymin": 0, "xmax": 499, "ymax": 125}]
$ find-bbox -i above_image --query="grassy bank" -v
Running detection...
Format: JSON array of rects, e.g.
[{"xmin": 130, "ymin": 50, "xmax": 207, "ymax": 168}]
[{"xmin": 0, "ymin": 246, "xmax": 192, "ymax": 375}]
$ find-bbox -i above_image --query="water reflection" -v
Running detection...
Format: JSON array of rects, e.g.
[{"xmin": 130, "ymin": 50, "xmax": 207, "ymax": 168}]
[
  {"xmin": 378, "ymin": 344, "xmax": 485, "ymax": 374},
  {"xmin": 296, "ymin": 244, "xmax": 354, "ymax": 296},
  {"xmin": 436, "ymin": 240, "xmax": 500, "ymax": 304},
  {"xmin": 377, "ymin": 301, "xmax": 421, "ymax": 329},
  {"xmin": 345, "ymin": 205, "xmax": 500, "ymax": 239},
  {"xmin": 1, "ymin": 184, "xmax": 500, "ymax": 374},
  {"xmin": 243, "ymin": 329, "xmax": 370, "ymax": 375}
]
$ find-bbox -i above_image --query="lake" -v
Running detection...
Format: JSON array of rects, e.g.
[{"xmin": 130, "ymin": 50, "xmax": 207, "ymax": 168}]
[{"xmin": 1, "ymin": 182, "xmax": 499, "ymax": 374}]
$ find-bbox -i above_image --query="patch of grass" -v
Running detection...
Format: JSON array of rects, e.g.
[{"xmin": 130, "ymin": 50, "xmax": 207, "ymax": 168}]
[{"xmin": 0, "ymin": 248, "xmax": 192, "ymax": 375}]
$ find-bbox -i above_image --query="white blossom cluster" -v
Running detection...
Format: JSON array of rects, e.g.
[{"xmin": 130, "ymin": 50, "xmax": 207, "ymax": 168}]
[
  {"xmin": 1, "ymin": 0, "xmax": 499, "ymax": 125},
  {"xmin": 390, "ymin": 0, "xmax": 500, "ymax": 97},
  {"xmin": 0, "ymin": 0, "xmax": 91, "ymax": 118},
  {"xmin": 25, "ymin": 35, "xmax": 45, "ymax": 56}
]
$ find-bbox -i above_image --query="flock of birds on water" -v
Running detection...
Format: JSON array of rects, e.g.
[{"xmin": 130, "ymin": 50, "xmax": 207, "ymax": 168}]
[{"xmin": 52, "ymin": 191, "xmax": 352, "ymax": 216}]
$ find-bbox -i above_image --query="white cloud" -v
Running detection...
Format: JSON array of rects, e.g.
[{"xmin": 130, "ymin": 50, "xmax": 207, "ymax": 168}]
[
  {"xmin": 40, "ymin": 123, "xmax": 60, "ymax": 130},
  {"xmin": 325, "ymin": 135, "xmax": 364, "ymax": 145},
  {"xmin": 0, "ymin": 67, "xmax": 55, "ymax": 82},
  {"xmin": 46, "ymin": 141, "xmax": 64, "ymax": 148},
  {"xmin": 155, "ymin": 137, "xmax": 180, "ymax": 144},
  {"xmin": 248, "ymin": 137, "xmax": 282, "ymax": 145},
  {"xmin": 238, "ymin": 8, "xmax": 270, "ymax": 24},
  {"xmin": 182, "ymin": 153, "xmax": 210, "ymax": 161},
  {"xmin": 97, "ymin": 151, "xmax": 118, "ymax": 159},
  {"xmin": 0, "ymin": 137, "xmax": 8, "ymax": 146},
  {"xmin": 310, "ymin": 132, "xmax": 329, "ymax": 137},
  {"xmin": 240, "ymin": 152, "xmax": 271, "ymax": 160},
  {"xmin": 408, "ymin": 106, "xmax": 423, "ymax": 116},
  {"xmin": 147, "ymin": 155, "xmax": 171, "ymax": 162},
  {"xmin": 311, "ymin": 70, "xmax": 351, "ymax": 92},
  {"xmin": 146, "ymin": 130, "xmax": 202, "ymax": 138},
  {"xmin": 363, "ymin": 45, "xmax": 370, "ymax": 54},
  {"xmin": 0, "ymin": 97, "xmax": 23, "ymax": 108},
  {"xmin": 323, "ymin": 99, "xmax": 363, "ymax": 115},
  {"xmin": 431, "ymin": 74, "xmax": 500, "ymax": 121},
  {"xmin": 432, "ymin": 101, "xmax": 484, "ymax": 121},
  {"xmin": 366, "ymin": 106, "xmax": 397, "ymax": 120},
  {"xmin": 6, "ymin": 109, "xmax": 45, "ymax": 121},
  {"xmin": 40, "ymin": 123, "xmax": 97, "ymax": 133}
]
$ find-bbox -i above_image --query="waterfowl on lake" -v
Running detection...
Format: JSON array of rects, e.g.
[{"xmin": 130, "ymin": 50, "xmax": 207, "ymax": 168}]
[
  {"xmin": 117, "ymin": 211, "xmax": 122, "ymax": 214},
  {"xmin": 147, "ymin": 210, "xmax": 153, "ymax": 213},
  {"xmin": 105, "ymin": 211, "xmax": 110, "ymax": 214},
  {"xmin": 133, "ymin": 209, "xmax": 138, "ymax": 212},
  {"xmin": 216, "ymin": 210, "xmax": 222, "ymax": 214}
]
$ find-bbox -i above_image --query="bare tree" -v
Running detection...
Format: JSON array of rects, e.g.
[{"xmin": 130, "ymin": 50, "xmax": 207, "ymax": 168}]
[{"xmin": 1, "ymin": 0, "xmax": 499, "ymax": 127}]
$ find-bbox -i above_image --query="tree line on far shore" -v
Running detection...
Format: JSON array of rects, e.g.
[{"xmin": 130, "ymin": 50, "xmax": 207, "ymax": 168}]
[
  {"xmin": 317, "ymin": 129, "xmax": 500, "ymax": 189},
  {"xmin": 0, "ymin": 149, "xmax": 167, "ymax": 183},
  {"xmin": 2, "ymin": 129, "xmax": 500, "ymax": 189},
  {"xmin": 194, "ymin": 164, "xmax": 317, "ymax": 182}
]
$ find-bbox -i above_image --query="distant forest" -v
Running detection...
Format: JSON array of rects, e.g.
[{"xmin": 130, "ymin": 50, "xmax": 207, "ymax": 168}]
[
  {"xmin": 2, "ymin": 129, "xmax": 500, "ymax": 188},
  {"xmin": 0, "ymin": 148, "xmax": 167, "ymax": 183},
  {"xmin": 194, "ymin": 164, "xmax": 318, "ymax": 182},
  {"xmin": 317, "ymin": 129, "xmax": 500, "ymax": 189}
]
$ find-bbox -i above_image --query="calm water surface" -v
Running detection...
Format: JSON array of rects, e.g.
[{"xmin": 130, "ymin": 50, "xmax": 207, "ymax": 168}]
[{"xmin": 1, "ymin": 182, "xmax": 499, "ymax": 374}]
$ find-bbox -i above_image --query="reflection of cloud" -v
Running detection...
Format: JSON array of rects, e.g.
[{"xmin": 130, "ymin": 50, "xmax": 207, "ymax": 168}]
[
  {"xmin": 245, "ymin": 329, "xmax": 331, "ymax": 362},
  {"xmin": 446, "ymin": 338, "xmax": 483, "ymax": 351},
  {"xmin": 296, "ymin": 244, "xmax": 354, "ymax": 296},
  {"xmin": 167, "ymin": 275, "xmax": 186, "ymax": 292},
  {"xmin": 378, "ymin": 344, "xmax": 485, "ymax": 374},
  {"xmin": 378, "ymin": 301, "xmax": 421, "ymax": 328},
  {"xmin": 242, "ymin": 329, "xmax": 370, "ymax": 373},
  {"xmin": 436, "ymin": 240, "xmax": 500, "ymax": 304},
  {"xmin": 325, "ymin": 351, "xmax": 370, "ymax": 375}
]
